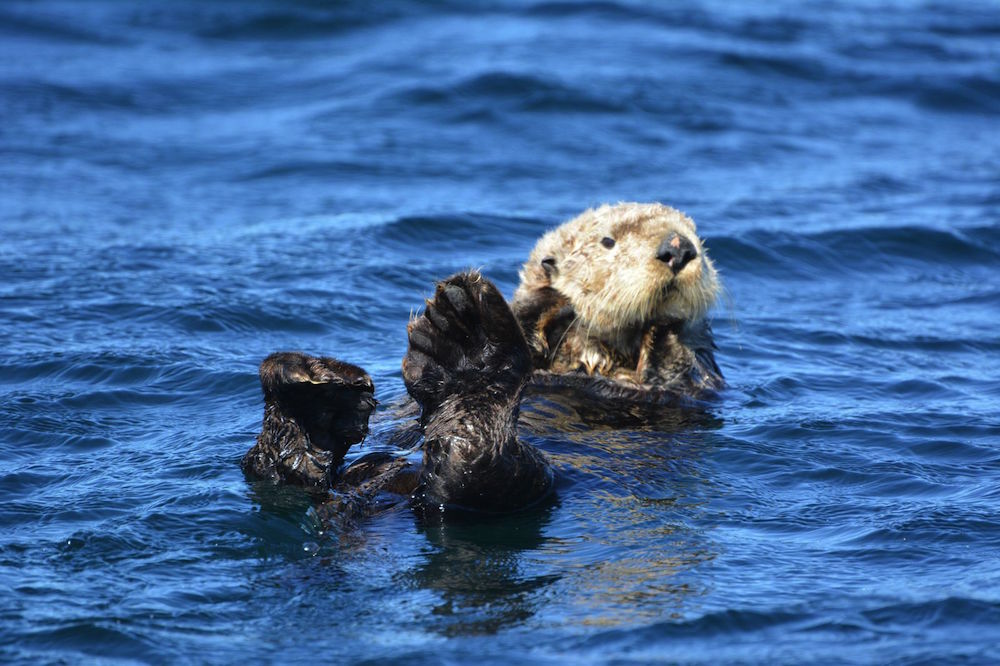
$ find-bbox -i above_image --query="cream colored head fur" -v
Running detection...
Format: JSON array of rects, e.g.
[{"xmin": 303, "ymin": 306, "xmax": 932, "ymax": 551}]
[{"xmin": 516, "ymin": 202, "xmax": 719, "ymax": 341}]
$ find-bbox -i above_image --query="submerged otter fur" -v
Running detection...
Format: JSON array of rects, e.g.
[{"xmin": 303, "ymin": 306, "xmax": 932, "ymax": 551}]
[{"xmin": 512, "ymin": 202, "xmax": 723, "ymax": 396}]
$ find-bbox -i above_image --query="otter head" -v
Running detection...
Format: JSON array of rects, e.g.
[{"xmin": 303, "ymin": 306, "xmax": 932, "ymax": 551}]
[{"xmin": 520, "ymin": 203, "xmax": 719, "ymax": 340}]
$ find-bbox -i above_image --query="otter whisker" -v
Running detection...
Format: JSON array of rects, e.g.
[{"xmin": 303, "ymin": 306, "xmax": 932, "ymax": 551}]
[{"xmin": 551, "ymin": 311, "xmax": 581, "ymax": 362}]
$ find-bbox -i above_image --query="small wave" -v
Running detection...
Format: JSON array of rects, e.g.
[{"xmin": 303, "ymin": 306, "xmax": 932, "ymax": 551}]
[
  {"xmin": 15, "ymin": 622, "xmax": 159, "ymax": 664},
  {"xmin": 236, "ymin": 159, "xmax": 396, "ymax": 183},
  {"xmin": 350, "ymin": 213, "xmax": 550, "ymax": 286},
  {"xmin": 815, "ymin": 224, "xmax": 1000, "ymax": 265},
  {"xmin": 1, "ymin": 350, "xmax": 185, "ymax": 394},
  {"xmin": 1, "ymin": 80, "xmax": 144, "ymax": 116},
  {"xmin": 525, "ymin": 0, "xmax": 662, "ymax": 21},
  {"xmin": 199, "ymin": 10, "xmax": 381, "ymax": 41},
  {"xmin": 927, "ymin": 5, "xmax": 1000, "ymax": 38},
  {"xmin": 861, "ymin": 596, "xmax": 1000, "ymax": 630},
  {"xmin": 1, "ymin": 77, "xmax": 239, "ymax": 118},
  {"xmin": 714, "ymin": 39, "xmax": 1000, "ymax": 116},
  {"xmin": 717, "ymin": 51, "xmax": 828, "ymax": 81},
  {"xmin": 522, "ymin": 2, "xmax": 749, "ymax": 39},
  {"xmin": 171, "ymin": 302, "xmax": 332, "ymax": 335},
  {"xmin": 64, "ymin": 296, "xmax": 337, "ymax": 337},
  {"xmin": 389, "ymin": 71, "xmax": 626, "ymax": 115},
  {"xmin": 575, "ymin": 607, "xmax": 806, "ymax": 647},
  {"xmin": 195, "ymin": 2, "xmax": 455, "ymax": 41},
  {"xmin": 565, "ymin": 594, "xmax": 1000, "ymax": 664},
  {"xmin": 0, "ymin": 8, "xmax": 126, "ymax": 46},
  {"xmin": 709, "ymin": 224, "xmax": 1000, "ymax": 279},
  {"xmin": 381, "ymin": 212, "xmax": 546, "ymax": 245},
  {"xmin": 908, "ymin": 74, "xmax": 1000, "ymax": 115}
]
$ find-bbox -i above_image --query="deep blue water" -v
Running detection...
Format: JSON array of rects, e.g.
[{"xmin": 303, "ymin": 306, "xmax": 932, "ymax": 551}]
[{"xmin": 3, "ymin": 1, "xmax": 1000, "ymax": 663}]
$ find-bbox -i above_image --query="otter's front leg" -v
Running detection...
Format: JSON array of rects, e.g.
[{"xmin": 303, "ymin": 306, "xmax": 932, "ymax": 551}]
[
  {"xmin": 403, "ymin": 271, "xmax": 553, "ymax": 513},
  {"xmin": 636, "ymin": 323, "xmax": 723, "ymax": 393},
  {"xmin": 243, "ymin": 351, "xmax": 377, "ymax": 491}
]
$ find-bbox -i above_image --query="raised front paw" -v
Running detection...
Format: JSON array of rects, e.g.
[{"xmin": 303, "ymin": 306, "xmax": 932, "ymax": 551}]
[
  {"xmin": 636, "ymin": 320, "xmax": 724, "ymax": 394},
  {"xmin": 402, "ymin": 271, "xmax": 531, "ymax": 417}
]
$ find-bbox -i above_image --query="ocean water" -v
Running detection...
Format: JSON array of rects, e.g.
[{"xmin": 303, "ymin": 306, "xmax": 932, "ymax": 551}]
[{"xmin": 2, "ymin": 1, "xmax": 1000, "ymax": 663}]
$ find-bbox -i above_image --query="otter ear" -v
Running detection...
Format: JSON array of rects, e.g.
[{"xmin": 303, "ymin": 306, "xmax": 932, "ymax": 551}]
[{"xmin": 541, "ymin": 256, "xmax": 557, "ymax": 277}]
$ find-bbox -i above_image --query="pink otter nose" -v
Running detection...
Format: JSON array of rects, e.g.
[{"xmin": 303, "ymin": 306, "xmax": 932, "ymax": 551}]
[{"xmin": 657, "ymin": 232, "xmax": 698, "ymax": 274}]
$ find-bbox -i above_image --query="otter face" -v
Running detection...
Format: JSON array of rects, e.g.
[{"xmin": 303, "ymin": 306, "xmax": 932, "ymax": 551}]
[{"xmin": 523, "ymin": 203, "xmax": 719, "ymax": 338}]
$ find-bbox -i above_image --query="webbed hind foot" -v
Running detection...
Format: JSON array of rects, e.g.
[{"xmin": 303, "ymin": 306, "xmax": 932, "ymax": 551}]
[
  {"xmin": 403, "ymin": 271, "xmax": 551, "ymax": 513},
  {"xmin": 402, "ymin": 271, "xmax": 532, "ymax": 421},
  {"xmin": 244, "ymin": 352, "xmax": 377, "ymax": 489}
]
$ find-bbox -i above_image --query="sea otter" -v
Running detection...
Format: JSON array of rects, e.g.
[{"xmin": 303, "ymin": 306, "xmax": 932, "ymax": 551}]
[{"xmin": 243, "ymin": 203, "xmax": 722, "ymax": 517}]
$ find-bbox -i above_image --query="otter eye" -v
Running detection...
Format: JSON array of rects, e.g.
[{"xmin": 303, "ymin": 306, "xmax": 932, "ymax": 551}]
[
  {"xmin": 600, "ymin": 237, "xmax": 616, "ymax": 249},
  {"xmin": 541, "ymin": 256, "xmax": 557, "ymax": 274}
]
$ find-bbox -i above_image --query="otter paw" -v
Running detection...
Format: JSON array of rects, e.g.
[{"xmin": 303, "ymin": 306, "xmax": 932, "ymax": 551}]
[
  {"xmin": 636, "ymin": 324, "xmax": 697, "ymax": 388},
  {"xmin": 403, "ymin": 271, "xmax": 531, "ymax": 415}
]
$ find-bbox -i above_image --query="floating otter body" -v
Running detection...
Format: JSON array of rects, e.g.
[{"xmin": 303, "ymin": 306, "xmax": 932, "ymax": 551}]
[{"xmin": 242, "ymin": 203, "xmax": 722, "ymax": 517}]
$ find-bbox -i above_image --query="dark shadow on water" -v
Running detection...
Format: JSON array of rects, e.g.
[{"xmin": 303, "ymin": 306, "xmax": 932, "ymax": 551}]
[
  {"xmin": 240, "ymin": 476, "xmax": 359, "ymax": 562},
  {"xmin": 245, "ymin": 475, "xmax": 560, "ymax": 636},
  {"xmin": 244, "ymin": 479, "xmax": 316, "ymax": 518},
  {"xmin": 520, "ymin": 384, "xmax": 725, "ymax": 435},
  {"xmin": 404, "ymin": 503, "xmax": 559, "ymax": 637}
]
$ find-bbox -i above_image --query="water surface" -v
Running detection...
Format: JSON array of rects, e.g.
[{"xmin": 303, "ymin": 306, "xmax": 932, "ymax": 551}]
[{"xmin": 2, "ymin": 1, "xmax": 1000, "ymax": 663}]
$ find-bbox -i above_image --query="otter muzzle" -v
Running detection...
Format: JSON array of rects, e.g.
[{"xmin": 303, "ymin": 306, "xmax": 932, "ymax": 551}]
[{"xmin": 657, "ymin": 233, "xmax": 698, "ymax": 274}]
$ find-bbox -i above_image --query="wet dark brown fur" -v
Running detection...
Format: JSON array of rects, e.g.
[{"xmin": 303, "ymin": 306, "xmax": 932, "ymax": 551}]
[
  {"xmin": 245, "ymin": 273, "xmax": 552, "ymax": 517},
  {"xmin": 403, "ymin": 272, "xmax": 552, "ymax": 512},
  {"xmin": 241, "ymin": 352, "xmax": 380, "ymax": 492}
]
